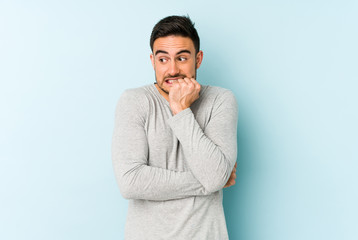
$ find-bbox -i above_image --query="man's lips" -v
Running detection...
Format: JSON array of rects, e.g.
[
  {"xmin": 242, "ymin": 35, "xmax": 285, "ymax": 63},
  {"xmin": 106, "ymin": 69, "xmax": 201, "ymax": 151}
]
[
  {"xmin": 165, "ymin": 80, "xmax": 176, "ymax": 84},
  {"xmin": 165, "ymin": 77, "xmax": 180, "ymax": 84}
]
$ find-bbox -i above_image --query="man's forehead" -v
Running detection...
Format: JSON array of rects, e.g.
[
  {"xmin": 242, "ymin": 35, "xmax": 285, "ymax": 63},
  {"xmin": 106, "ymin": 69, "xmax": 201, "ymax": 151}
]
[{"xmin": 153, "ymin": 35, "xmax": 195, "ymax": 53}]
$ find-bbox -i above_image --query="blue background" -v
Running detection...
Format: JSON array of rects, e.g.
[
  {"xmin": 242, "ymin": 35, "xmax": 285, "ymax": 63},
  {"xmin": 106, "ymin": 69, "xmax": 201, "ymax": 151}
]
[{"xmin": 0, "ymin": 0, "xmax": 357, "ymax": 239}]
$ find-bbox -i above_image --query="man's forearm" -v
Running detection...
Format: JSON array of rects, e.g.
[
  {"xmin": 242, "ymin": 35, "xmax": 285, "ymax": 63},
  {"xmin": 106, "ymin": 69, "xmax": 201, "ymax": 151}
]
[
  {"xmin": 112, "ymin": 90, "xmax": 211, "ymax": 201},
  {"xmin": 112, "ymin": 154, "xmax": 210, "ymax": 201},
  {"xmin": 167, "ymin": 91, "xmax": 238, "ymax": 193}
]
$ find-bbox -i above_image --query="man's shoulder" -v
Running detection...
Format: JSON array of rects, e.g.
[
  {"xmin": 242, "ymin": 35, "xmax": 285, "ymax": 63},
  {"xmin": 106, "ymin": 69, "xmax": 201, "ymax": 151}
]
[
  {"xmin": 198, "ymin": 85, "xmax": 238, "ymax": 111},
  {"xmin": 201, "ymin": 85, "xmax": 236, "ymax": 102},
  {"xmin": 121, "ymin": 84, "xmax": 152, "ymax": 96},
  {"xmin": 115, "ymin": 85, "xmax": 156, "ymax": 117},
  {"xmin": 203, "ymin": 85, "xmax": 233, "ymax": 96},
  {"xmin": 119, "ymin": 84, "xmax": 155, "ymax": 102}
]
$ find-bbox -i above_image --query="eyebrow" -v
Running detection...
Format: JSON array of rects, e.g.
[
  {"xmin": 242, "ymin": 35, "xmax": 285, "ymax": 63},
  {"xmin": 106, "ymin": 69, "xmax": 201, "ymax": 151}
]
[{"xmin": 154, "ymin": 49, "xmax": 192, "ymax": 56}]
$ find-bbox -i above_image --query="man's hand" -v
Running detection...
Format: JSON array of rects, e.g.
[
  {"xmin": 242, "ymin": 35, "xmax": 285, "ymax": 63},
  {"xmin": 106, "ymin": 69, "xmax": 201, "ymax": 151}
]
[
  {"xmin": 169, "ymin": 78, "xmax": 201, "ymax": 115},
  {"xmin": 224, "ymin": 162, "xmax": 237, "ymax": 188}
]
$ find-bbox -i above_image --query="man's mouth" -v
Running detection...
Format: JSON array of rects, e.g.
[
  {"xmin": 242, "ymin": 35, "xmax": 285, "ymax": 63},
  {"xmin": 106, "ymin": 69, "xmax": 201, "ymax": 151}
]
[
  {"xmin": 165, "ymin": 78, "xmax": 180, "ymax": 84},
  {"xmin": 165, "ymin": 79, "xmax": 178, "ymax": 84}
]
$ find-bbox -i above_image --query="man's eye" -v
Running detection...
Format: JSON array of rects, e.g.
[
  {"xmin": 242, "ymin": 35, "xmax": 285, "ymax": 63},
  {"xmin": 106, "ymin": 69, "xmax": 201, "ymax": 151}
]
[
  {"xmin": 178, "ymin": 57, "xmax": 187, "ymax": 61},
  {"xmin": 159, "ymin": 58, "xmax": 167, "ymax": 63}
]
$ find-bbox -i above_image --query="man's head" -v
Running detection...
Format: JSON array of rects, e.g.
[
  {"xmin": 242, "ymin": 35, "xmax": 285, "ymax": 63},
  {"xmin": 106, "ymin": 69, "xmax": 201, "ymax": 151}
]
[
  {"xmin": 150, "ymin": 15, "xmax": 200, "ymax": 55},
  {"xmin": 150, "ymin": 15, "xmax": 203, "ymax": 98}
]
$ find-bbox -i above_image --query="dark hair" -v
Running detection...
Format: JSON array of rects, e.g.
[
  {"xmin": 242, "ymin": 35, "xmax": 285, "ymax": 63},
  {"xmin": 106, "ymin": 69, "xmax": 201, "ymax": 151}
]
[{"xmin": 150, "ymin": 15, "xmax": 200, "ymax": 54}]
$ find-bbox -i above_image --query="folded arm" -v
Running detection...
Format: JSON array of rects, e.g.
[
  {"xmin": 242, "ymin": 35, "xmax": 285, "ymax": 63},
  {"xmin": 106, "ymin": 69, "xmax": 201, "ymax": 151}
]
[
  {"xmin": 111, "ymin": 90, "xmax": 210, "ymax": 201},
  {"xmin": 167, "ymin": 90, "xmax": 239, "ymax": 193}
]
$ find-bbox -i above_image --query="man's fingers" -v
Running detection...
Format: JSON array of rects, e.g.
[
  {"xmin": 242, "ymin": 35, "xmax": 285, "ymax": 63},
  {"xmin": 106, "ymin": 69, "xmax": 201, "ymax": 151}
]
[
  {"xmin": 183, "ymin": 77, "xmax": 191, "ymax": 83},
  {"xmin": 225, "ymin": 179, "xmax": 235, "ymax": 188},
  {"xmin": 183, "ymin": 78, "xmax": 195, "ymax": 90},
  {"xmin": 177, "ymin": 78, "xmax": 187, "ymax": 85},
  {"xmin": 190, "ymin": 78, "xmax": 201, "ymax": 91},
  {"xmin": 170, "ymin": 81, "xmax": 180, "ymax": 90},
  {"xmin": 177, "ymin": 77, "xmax": 200, "ymax": 92},
  {"xmin": 224, "ymin": 164, "xmax": 238, "ymax": 188},
  {"xmin": 232, "ymin": 163, "xmax": 237, "ymax": 173},
  {"xmin": 224, "ymin": 164, "xmax": 237, "ymax": 189}
]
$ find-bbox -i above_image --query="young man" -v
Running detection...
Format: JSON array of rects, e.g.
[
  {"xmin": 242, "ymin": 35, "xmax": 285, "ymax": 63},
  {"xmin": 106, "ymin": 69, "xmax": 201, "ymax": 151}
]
[{"xmin": 112, "ymin": 15, "xmax": 238, "ymax": 239}]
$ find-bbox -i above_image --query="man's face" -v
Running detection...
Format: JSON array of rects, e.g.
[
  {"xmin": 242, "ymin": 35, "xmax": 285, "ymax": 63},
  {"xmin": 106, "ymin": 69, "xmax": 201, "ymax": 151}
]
[{"xmin": 150, "ymin": 35, "xmax": 203, "ymax": 98}]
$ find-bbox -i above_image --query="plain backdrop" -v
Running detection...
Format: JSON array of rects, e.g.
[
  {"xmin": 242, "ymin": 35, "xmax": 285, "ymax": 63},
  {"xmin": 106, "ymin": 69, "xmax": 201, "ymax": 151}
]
[{"xmin": 0, "ymin": 0, "xmax": 357, "ymax": 239}]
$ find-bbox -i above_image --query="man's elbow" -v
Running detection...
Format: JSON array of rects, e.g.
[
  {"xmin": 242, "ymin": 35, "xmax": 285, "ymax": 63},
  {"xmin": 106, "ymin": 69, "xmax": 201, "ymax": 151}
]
[
  {"xmin": 200, "ymin": 173, "xmax": 230, "ymax": 193},
  {"xmin": 113, "ymin": 162, "xmax": 145, "ymax": 200},
  {"xmin": 120, "ymin": 190, "xmax": 135, "ymax": 200},
  {"xmin": 202, "ymin": 180, "xmax": 227, "ymax": 194},
  {"xmin": 118, "ymin": 183, "xmax": 139, "ymax": 200},
  {"xmin": 202, "ymin": 164, "xmax": 234, "ymax": 193}
]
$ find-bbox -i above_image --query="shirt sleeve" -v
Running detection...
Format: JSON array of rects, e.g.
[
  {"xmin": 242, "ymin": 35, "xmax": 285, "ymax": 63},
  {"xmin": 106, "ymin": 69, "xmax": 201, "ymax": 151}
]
[
  {"xmin": 111, "ymin": 89, "xmax": 210, "ymax": 201},
  {"xmin": 167, "ymin": 90, "xmax": 238, "ymax": 193}
]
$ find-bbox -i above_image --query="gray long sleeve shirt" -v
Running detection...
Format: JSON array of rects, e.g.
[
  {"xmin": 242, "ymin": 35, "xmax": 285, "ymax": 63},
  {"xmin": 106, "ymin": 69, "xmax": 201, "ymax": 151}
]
[{"xmin": 112, "ymin": 83, "xmax": 238, "ymax": 239}]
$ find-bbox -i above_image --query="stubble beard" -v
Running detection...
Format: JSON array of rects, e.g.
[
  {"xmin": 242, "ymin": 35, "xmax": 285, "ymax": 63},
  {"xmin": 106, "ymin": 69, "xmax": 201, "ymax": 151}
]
[{"xmin": 154, "ymin": 65, "xmax": 198, "ymax": 95}]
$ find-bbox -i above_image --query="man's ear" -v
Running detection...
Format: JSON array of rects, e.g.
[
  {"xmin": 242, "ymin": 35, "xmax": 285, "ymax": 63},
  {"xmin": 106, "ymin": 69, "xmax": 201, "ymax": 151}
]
[
  {"xmin": 150, "ymin": 53, "xmax": 155, "ymax": 69},
  {"xmin": 196, "ymin": 50, "xmax": 204, "ymax": 69}
]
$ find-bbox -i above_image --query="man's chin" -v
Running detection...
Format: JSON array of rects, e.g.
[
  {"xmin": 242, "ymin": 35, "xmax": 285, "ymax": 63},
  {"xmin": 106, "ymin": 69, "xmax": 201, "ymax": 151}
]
[{"xmin": 156, "ymin": 83, "xmax": 170, "ymax": 95}]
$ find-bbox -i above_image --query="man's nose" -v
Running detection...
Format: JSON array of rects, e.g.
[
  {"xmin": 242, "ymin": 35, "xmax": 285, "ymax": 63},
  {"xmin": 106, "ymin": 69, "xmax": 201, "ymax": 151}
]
[{"xmin": 168, "ymin": 61, "xmax": 179, "ymax": 76}]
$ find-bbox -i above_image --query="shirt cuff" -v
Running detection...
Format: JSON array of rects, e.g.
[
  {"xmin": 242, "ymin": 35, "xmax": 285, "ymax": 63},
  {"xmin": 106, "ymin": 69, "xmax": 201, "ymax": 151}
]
[{"xmin": 167, "ymin": 107, "xmax": 193, "ymax": 129}]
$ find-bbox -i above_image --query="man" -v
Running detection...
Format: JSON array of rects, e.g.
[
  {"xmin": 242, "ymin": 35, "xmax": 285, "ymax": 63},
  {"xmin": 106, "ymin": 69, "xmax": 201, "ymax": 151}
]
[{"xmin": 112, "ymin": 15, "xmax": 238, "ymax": 239}]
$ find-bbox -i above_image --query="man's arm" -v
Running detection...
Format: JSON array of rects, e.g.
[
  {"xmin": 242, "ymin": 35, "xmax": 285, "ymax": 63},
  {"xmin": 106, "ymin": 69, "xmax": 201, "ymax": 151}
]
[
  {"xmin": 111, "ymin": 89, "xmax": 211, "ymax": 201},
  {"xmin": 168, "ymin": 79, "xmax": 239, "ymax": 193}
]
